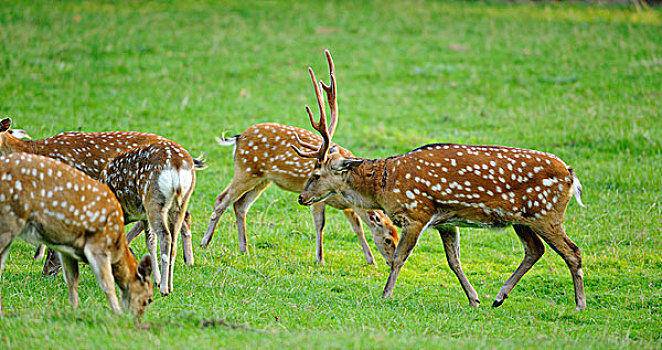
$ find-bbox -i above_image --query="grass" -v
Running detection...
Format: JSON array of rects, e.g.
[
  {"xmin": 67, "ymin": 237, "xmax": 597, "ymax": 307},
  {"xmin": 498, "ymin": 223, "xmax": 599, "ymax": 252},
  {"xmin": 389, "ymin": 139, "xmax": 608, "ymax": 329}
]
[{"xmin": 1, "ymin": 0, "xmax": 661, "ymax": 348}]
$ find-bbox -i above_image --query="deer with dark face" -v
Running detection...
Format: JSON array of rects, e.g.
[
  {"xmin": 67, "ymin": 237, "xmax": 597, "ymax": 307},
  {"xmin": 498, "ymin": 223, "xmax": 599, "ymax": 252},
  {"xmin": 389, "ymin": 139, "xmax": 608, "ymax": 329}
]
[
  {"xmin": 0, "ymin": 119, "xmax": 204, "ymax": 296},
  {"xmin": 0, "ymin": 153, "xmax": 153, "ymax": 315},
  {"xmin": 200, "ymin": 122, "xmax": 399, "ymax": 266},
  {"xmin": 293, "ymin": 50, "xmax": 586, "ymax": 310}
]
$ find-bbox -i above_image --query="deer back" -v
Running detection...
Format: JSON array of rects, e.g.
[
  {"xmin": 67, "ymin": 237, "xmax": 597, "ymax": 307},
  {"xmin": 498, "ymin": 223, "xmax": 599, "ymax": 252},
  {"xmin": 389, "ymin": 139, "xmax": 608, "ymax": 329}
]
[
  {"xmin": 0, "ymin": 153, "xmax": 125, "ymax": 257},
  {"xmin": 232, "ymin": 122, "xmax": 352, "ymax": 192},
  {"xmin": 101, "ymin": 140, "xmax": 195, "ymax": 221},
  {"xmin": 369, "ymin": 143, "xmax": 577, "ymax": 226}
]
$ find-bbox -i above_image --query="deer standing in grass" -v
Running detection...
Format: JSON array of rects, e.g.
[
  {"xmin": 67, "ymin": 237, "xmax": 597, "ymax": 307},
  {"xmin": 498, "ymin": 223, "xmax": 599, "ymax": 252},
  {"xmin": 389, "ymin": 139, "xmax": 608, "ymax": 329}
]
[
  {"xmin": 0, "ymin": 153, "xmax": 153, "ymax": 315},
  {"xmin": 201, "ymin": 122, "xmax": 399, "ymax": 266},
  {"xmin": 293, "ymin": 50, "xmax": 586, "ymax": 310},
  {"xmin": 0, "ymin": 118, "xmax": 203, "ymax": 296}
]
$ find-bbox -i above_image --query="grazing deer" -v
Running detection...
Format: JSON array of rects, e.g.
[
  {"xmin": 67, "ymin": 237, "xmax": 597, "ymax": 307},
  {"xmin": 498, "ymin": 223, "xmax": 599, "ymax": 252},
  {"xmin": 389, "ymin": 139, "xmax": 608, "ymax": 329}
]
[
  {"xmin": 201, "ymin": 123, "xmax": 399, "ymax": 266},
  {"xmin": 0, "ymin": 118, "xmax": 204, "ymax": 296},
  {"xmin": 0, "ymin": 153, "xmax": 153, "ymax": 315},
  {"xmin": 293, "ymin": 50, "xmax": 586, "ymax": 310}
]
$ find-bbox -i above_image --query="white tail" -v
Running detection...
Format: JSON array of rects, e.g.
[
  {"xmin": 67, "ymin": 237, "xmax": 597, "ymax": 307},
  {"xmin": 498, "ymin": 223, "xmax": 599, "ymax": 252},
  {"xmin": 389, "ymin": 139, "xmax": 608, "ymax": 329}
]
[
  {"xmin": 201, "ymin": 123, "xmax": 399, "ymax": 266},
  {"xmin": 293, "ymin": 50, "xmax": 586, "ymax": 310},
  {"xmin": 0, "ymin": 153, "xmax": 153, "ymax": 315},
  {"xmin": 570, "ymin": 168, "xmax": 584, "ymax": 207}
]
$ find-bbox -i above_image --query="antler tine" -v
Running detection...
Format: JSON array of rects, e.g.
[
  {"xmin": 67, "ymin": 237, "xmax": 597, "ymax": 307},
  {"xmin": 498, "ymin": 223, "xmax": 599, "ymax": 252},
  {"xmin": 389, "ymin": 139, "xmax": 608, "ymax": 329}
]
[
  {"xmin": 293, "ymin": 64, "xmax": 333, "ymax": 160},
  {"xmin": 319, "ymin": 50, "xmax": 338, "ymax": 139}
]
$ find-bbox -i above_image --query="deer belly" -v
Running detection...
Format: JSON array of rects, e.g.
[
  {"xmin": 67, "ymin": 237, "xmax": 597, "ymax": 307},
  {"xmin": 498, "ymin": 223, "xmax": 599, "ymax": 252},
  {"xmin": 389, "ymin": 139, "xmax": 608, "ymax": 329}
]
[
  {"xmin": 114, "ymin": 190, "xmax": 146, "ymax": 222},
  {"xmin": 17, "ymin": 223, "xmax": 44, "ymax": 246}
]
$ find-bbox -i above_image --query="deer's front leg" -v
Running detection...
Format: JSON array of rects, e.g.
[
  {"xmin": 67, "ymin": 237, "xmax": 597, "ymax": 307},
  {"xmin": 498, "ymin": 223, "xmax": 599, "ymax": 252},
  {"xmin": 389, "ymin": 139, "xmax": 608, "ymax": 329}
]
[
  {"xmin": 311, "ymin": 202, "xmax": 326, "ymax": 264},
  {"xmin": 58, "ymin": 253, "xmax": 80, "ymax": 310},
  {"xmin": 84, "ymin": 248, "xmax": 121, "ymax": 313},
  {"xmin": 342, "ymin": 209, "xmax": 377, "ymax": 266},
  {"xmin": 181, "ymin": 212, "xmax": 194, "ymax": 266},
  {"xmin": 382, "ymin": 220, "xmax": 424, "ymax": 298},
  {"xmin": 126, "ymin": 221, "xmax": 145, "ymax": 245}
]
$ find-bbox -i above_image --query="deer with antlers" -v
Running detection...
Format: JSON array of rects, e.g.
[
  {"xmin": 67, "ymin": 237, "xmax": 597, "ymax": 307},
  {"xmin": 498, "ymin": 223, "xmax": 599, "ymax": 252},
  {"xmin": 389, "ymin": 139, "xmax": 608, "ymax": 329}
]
[
  {"xmin": 293, "ymin": 50, "xmax": 586, "ymax": 310},
  {"xmin": 200, "ymin": 122, "xmax": 399, "ymax": 266},
  {"xmin": 0, "ymin": 153, "xmax": 153, "ymax": 315},
  {"xmin": 0, "ymin": 118, "xmax": 204, "ymax": 296}
]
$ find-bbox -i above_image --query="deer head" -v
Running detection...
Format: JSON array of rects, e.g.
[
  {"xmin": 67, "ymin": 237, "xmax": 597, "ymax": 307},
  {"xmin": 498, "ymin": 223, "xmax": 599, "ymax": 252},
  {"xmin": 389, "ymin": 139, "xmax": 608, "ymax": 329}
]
[{"xmin": 121, "ymin": 255, "xmax": 153, "ymax": 316}]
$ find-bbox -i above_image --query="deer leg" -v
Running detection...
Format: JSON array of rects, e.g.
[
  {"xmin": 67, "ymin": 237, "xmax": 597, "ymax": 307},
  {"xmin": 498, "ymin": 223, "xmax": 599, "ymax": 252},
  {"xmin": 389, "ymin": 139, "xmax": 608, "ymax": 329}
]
[
  {"xmin": 143, "ymin": 221, "xmax": 161, "ymax": 287},
  {"xmin": 42, "ymin": 248, "xmax": 62, "ymax": 277},
  {"xmin": 535, "ymin": 224, "xmax": 586, "ymax": 311},
  {"xmin": 437, "ymin": 226, "xmax": 480, "ymax": 307},
  {"xmin": 311, "ymin": 202, "xmax": 326, "ymax": 264},
  {"xmin": 0, "ymin": 237, "xmax": 14, "ymax": 315},
  {"xmin": 34, "ymin": 245, "xmax": 46, "ymax": 260},
  {"xmin": 383, "ymin": 220, "xmax": 424, "ymax": 298},
  {"xmin": 180, "ymin": 212, "xmax": 194, "ymax": 266},
  {"xmin": 233, "ymin": 181, "xmax": 270, "ymax": 253},
  {"xmin": 493, "ymin": 224, "xmax": 545, "ymax": 308},
  {"xmin": 167, "ymin": 200, "xmax": 191, "ymax": 294},
  {"xmin": 201, "ymin": 178, "xmax": 261, "ymax": 248},
  {"xmin": 84, "ymin": 247, "xmax": 121, "ymax": 313},
  {"xmin": 126, "ymin": 221, "xmax": 145, "ymax": 245},
  {"xmin": 58, "ymin": 253, "xmax": 80, "ymax": 310},
  {"xmin": 155, "ymin": 215, "xmax": 172, "ymax": 297},
  {"xmin": 342, "ymin": 209, "xmax": 377, "ymax": 266}
]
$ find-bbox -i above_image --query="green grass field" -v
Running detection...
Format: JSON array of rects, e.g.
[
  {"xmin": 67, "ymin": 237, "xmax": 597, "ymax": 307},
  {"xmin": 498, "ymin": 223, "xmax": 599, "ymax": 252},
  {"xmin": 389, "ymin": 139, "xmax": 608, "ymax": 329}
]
[{"xmin": 1, "ymin": 0, "xmax": 661, "ymax": 348}]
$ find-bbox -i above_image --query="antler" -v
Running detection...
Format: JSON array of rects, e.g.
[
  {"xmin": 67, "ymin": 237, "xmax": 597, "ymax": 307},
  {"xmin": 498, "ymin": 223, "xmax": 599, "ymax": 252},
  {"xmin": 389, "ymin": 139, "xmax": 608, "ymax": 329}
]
[{"xmin": 292, "ymin": 50, "xmax": 337, "ymax": 160}]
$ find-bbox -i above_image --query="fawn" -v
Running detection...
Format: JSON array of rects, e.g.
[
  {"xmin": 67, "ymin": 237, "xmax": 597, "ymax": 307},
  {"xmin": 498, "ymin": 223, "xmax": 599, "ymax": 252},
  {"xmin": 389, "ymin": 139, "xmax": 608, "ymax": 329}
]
[
  {"xmin": 0, "ymin": 153, "xmax": 153, "ymax": 315},
  {"xmin": 292, "ymin": 50, "xmax": 586, "ymax": 310}
]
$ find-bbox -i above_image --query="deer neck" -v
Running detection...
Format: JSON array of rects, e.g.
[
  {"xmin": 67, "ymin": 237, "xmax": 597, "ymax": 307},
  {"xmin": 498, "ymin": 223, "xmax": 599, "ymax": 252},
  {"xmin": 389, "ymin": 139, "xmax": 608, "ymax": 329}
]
[
  {"xmin": 2, "ymin": 136, "xmax": 34, "ymax": 155},
  {"xmin": 110, "ymin": 242, "xmax": 137, "ymax": 290},
  {"xmin": 342, "ymin": 158, "xmax": 387, "ymax": 210}
]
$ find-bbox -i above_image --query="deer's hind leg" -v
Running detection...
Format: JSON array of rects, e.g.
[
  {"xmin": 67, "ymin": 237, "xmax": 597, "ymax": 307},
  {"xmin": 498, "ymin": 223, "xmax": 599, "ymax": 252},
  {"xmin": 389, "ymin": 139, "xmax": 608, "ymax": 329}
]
[
  {"xmin": 534, "ymin": 223, "xmax": 586, "ymax": 310},
  {"xmin": 233, "ymin": 181, "xmax": 270, "ymax": 254},
  {"xmin": 493, "ymin": 224, "xmax": 545, "ymax": 308},
  {"xmin": 165, "ymin": 183, "xmax": 195, "ymax": 294},
  {"xmin": 145, "ymin": 192, "xmax": 173, "ymax": 296},
  {"xmin": 201, "ymin": 175, "xmax": 264, "ymax": 248}
]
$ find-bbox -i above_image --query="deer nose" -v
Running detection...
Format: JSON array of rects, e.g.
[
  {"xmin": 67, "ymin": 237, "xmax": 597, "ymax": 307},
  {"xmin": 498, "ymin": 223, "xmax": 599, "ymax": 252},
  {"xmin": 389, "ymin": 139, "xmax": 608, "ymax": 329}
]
[{"xmin": 298, "ymin": 195, "xmax": 311, "ymax": 206}]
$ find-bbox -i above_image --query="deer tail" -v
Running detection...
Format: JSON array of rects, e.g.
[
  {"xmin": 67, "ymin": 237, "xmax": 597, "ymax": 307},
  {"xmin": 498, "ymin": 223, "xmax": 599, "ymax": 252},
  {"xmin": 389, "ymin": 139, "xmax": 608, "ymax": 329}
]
[{"xmin": 568, "ymin": 167, "xmax": 584, "ymax": 207}]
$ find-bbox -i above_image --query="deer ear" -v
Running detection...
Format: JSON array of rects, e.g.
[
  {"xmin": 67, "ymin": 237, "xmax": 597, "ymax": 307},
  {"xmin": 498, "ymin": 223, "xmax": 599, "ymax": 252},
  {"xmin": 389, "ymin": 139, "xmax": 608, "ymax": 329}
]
[
  {"xmin": 331, "ymin": 158, "xmax": 363, "ymax": 172},
  {"xmin": 137, "ymin": 255, "xmax": 152, "ymax": 283},
  {"xmin": 0, "ymin": 118, "xmax": 11, "ymax": 132}
]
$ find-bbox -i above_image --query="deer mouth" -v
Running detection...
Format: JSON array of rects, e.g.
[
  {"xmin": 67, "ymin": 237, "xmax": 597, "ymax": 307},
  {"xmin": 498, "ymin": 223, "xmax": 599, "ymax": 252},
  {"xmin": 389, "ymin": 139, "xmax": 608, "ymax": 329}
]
[{"xmin": 298, "ymin": 195, "xmax": 313, "ymax": 206}]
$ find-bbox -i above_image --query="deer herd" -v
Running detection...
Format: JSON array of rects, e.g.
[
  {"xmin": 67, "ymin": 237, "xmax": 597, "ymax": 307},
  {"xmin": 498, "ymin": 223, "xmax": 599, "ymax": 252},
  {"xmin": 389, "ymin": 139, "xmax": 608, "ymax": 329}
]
[{"xmin": 0, "ymin": 50, "xmax": 586, "ymax": 316}]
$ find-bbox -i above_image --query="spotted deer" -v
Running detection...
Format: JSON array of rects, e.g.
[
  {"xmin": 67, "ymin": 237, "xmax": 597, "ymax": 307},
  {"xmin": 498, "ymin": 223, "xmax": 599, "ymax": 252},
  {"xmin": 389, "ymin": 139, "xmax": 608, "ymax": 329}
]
[
  {"xmin": 0, "ymin": 118, "xmax": 204, "ymax": 296},
  {"xmin": 200, "ymin": 123, "xmax": 399, "ymax": 266},
  {"xmin": 293, "ymin": 50, "xmax": 586, "ymax": 310},
  {"xmin": 0, "ymin": 153, "xmax": 153, "ymax": 315}
]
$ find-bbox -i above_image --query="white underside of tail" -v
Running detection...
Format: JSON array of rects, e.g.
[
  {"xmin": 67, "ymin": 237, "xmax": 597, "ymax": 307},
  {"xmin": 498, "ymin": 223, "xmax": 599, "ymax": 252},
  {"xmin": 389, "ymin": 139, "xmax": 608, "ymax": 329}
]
[
  {"xmin": 158, "ymin": 165, "xmax": 193, "ymax": 201},
  {"xmin": 216, "ymin": 134, "xmax": 238, "ymax": 158},
  {"xmin": 571, "ymin": 172, "xmax": 585, "ymax": 207}
]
